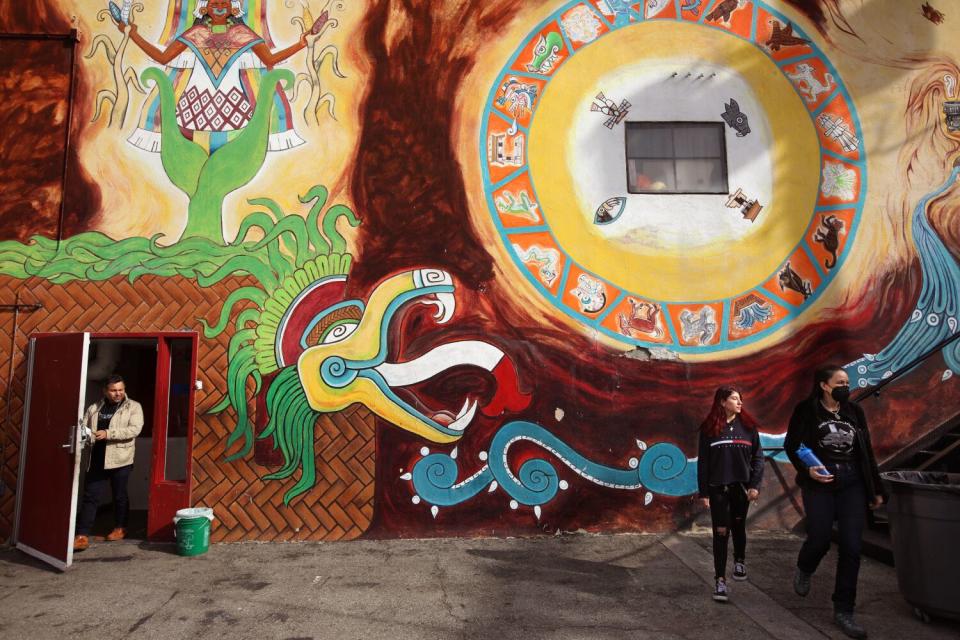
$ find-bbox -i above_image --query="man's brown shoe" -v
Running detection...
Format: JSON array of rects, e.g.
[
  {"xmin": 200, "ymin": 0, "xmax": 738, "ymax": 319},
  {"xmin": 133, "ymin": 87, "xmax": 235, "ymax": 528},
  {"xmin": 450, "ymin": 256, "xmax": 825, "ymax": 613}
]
[
  {"xmin": 105, "ymin": 527, "xmax": 126, "ymax": 541},
  {"xmin": 73, "ymin": 535, "xmax": 89, "ymax": 551}
]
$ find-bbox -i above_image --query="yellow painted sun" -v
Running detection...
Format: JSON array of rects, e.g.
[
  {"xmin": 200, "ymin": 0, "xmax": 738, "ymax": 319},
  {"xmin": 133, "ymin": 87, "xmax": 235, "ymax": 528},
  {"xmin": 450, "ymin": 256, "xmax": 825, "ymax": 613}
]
[{"xmin": 528, "ymin": 21, "xmax": 820, "ymax": 302}]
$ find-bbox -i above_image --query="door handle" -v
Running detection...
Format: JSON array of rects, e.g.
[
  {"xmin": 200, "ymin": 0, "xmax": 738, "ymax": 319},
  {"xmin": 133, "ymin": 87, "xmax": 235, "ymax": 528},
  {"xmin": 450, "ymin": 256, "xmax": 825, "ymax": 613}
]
[
  {"xmin": 63, "ymin": 425, "xmax": 92, "ymax": 452},
  {"xmin": 62, "ymin": 424, "xmax": 80, "ymax": 453},
  {"xmin": 62, "ymin": 426, "xmax": 74, "ymax": 452}
]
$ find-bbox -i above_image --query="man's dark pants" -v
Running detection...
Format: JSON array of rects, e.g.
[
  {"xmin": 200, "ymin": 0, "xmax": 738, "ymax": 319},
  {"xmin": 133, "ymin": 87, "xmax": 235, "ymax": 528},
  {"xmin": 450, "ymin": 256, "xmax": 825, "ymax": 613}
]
[{"xmin": 76, "ymin": 464, "xmax": 132, "ymax": 535}]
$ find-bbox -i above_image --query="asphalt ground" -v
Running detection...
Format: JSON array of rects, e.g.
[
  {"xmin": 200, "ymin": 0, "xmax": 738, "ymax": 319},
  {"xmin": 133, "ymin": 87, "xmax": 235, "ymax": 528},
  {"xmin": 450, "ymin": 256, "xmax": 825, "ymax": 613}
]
[{"xmin": 1, "ymin": 531, "xmax": 958, "ymax": 639}]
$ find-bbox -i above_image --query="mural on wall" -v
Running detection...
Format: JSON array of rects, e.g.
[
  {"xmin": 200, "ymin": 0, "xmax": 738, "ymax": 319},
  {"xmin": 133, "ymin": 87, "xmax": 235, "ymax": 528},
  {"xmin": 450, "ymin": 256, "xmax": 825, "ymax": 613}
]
[
  {"xmin": 484, "ymin": 0, "xmax": 864, "ymax": 355},
  {"xmin": 1, "ymin": 0, "xmax": 960, "ymax": 537}
]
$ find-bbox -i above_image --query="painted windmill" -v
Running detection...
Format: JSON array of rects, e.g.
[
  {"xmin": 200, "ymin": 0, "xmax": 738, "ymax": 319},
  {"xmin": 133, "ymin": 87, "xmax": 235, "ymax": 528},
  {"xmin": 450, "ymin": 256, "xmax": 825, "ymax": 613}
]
[{"xmin": 591, "ymin": 92, "xmax": 631, "ymax": 129}]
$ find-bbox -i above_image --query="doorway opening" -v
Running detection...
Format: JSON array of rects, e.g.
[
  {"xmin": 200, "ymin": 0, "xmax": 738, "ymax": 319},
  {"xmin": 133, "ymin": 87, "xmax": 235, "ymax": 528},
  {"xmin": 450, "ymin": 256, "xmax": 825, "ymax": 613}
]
[{"xmin": 78, "ymin": 334, "xmax": 196, "ymax": 541}]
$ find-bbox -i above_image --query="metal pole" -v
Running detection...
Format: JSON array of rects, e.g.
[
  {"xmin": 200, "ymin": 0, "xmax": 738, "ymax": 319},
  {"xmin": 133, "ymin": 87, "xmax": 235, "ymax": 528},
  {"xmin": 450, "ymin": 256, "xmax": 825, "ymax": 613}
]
[{"xmin": 56, "ymin": 29, "xmax": 81, "ymax": 251}]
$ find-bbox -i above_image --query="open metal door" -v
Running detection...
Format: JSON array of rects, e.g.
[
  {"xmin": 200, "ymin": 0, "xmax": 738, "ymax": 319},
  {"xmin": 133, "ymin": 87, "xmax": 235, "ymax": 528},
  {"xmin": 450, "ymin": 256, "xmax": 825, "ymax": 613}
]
[{"xmin": 13, "ymin": 333, "xmax": 89, "ymax": 570}]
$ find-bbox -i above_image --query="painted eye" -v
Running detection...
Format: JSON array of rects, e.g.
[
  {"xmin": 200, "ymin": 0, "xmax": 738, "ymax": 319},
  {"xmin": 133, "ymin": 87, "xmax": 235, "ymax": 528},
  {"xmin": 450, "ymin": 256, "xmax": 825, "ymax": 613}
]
[
  {"xmin": 533, "ymin": 40, "xmax": 546, "ymax": 55},
  {"xmin": 303, "ymin": 303, "xmax": 364, "ymax": 348},
  {"xmin": 321, "ymin": 320, "xmax": 359, "ymax": 344}
]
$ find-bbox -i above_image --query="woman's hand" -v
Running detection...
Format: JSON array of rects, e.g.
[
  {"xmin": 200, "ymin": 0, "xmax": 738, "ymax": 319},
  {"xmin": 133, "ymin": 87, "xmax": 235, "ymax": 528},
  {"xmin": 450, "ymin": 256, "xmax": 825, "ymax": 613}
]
[
  {"xmin": 808, "ymin": 466, "xmax": 834, "ymax": 483},
  {"xmin": 746, "ymin": 488, "xmax": 759, "ymax": 502},
  {"xmin": 700, "ymin": 497, "xmax": 710, "ymax": 508},
  {"xmin": 869, "ymin": 495, "xmax": 884, "ymax": 510}
]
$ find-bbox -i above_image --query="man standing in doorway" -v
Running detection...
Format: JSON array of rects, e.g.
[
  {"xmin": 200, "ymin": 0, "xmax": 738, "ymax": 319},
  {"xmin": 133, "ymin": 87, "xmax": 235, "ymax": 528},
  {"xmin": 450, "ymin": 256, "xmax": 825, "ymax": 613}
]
[{"xmin": 73, "ymin": 375, "xmax": 144, "ymax": 551}]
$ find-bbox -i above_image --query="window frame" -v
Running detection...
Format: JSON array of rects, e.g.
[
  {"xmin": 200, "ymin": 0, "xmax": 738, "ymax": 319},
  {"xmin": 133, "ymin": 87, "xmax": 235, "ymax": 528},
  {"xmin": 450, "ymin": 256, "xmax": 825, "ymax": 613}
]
[{"xmin": 624, "ymin": 121, "xmax": 730, "ymax": 195}]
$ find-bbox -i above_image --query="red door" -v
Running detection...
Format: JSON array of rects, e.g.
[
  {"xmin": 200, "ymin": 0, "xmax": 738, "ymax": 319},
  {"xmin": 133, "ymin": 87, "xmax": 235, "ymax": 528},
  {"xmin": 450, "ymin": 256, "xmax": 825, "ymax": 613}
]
[
  {"xmin": 14, "ymin": 333, "xmax": 89, "ymax": 570},
  {"xmin": 145, "ymin": 335, "xmax": 197, "ymax": 540}
]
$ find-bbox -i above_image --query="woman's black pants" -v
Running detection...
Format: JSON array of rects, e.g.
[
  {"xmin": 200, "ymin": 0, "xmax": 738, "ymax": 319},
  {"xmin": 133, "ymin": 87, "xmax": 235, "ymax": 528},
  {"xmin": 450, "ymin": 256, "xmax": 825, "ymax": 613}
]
[
  {"xmin": 796, "ymin": 463, "xmax": 866, "ymax": 614},
  {"xmin": 708, "ymin": 483, "xmax": 749, "ymax": 579}
]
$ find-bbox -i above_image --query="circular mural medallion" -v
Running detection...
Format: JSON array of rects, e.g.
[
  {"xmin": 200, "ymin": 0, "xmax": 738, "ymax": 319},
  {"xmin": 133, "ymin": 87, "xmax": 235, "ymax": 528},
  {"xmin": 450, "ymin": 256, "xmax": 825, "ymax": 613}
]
[{"xmin": 480, "ymin": 0, "xmax": 866, "ymax": 356}]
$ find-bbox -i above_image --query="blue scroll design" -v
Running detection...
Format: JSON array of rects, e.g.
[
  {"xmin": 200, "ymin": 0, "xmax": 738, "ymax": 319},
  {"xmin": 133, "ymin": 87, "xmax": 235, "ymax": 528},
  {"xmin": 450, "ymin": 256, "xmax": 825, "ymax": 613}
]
[
  {"xmin": 846, "ymin": 166, "xmax": 960, "ymax": 387},
  {"xmin": 407, "ymin": 421, "xmax": 795, "ymax": 510}
]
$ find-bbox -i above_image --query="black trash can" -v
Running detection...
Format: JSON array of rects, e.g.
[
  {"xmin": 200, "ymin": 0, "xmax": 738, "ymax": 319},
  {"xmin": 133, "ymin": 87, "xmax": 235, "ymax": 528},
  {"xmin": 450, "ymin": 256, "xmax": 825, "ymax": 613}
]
[{"xmin": 881, "ymin": 471, "xmax": 960, "ymax": 621}]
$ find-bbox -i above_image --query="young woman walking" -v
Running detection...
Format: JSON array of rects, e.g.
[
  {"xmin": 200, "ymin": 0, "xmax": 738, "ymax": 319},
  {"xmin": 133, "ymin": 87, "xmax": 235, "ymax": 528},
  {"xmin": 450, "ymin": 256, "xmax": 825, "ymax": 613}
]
[
  {"xmin": 784, "ymin": 365, "xmax": 885, "ymax": 639},
  {"xmin": 697, "ymin": 386, "xmax": 765, "ymax": 602}
]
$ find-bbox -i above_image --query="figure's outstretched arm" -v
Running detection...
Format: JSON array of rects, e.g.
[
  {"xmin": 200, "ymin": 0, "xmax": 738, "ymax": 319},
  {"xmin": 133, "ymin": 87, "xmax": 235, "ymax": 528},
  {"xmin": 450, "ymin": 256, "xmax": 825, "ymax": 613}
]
[
  {"xmin": 251, "ymin": 34, "xmax": 309, "ymax": 68},
  {"xmin": 120, "ymin": 22, "xmax": 187, "ymax": 65}
]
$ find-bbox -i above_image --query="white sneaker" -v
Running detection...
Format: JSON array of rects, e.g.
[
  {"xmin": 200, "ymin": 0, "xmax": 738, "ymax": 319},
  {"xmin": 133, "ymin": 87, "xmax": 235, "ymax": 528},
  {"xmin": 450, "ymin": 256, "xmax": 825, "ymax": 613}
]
[
  {"xmin": 733, "ymin": 561, "xmax": 747, "ymax": 581},
  {"xmin": 712, "ymin": 578, "xmax": 729, "ymax": 602}
]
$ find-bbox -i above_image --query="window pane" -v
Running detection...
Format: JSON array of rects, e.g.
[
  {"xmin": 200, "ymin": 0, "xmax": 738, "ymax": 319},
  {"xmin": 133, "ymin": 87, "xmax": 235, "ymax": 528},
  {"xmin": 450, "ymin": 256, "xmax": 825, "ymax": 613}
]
[
  {"xmin": 673, "ymin": 125, "xmax": 723, "ymax": 158},
  {"xmin": 675, "ymin": 159, "xmax": 726, "ymax": 192},
  {"xmin": 164, "ymin": 338, "xmax": 192, "ymax": 482},
  {"xmin": 629, "ymin": 159, "xmax": 675, "ymax": 191},
  {"xmin": 626, "ymin": 126, "xmax": 674, "ymax": 158}
]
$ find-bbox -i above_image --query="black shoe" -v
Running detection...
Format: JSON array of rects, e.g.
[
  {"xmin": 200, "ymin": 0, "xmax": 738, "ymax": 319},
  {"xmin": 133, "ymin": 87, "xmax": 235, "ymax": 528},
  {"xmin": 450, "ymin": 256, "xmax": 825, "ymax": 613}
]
[
  {"xmin": 793, "ymin": 568, "xmax": 811, "ymax": 597},
  {"xmin": 732, "ymin": 561, "xmax": 747, "ymax": 581},
  {"xmin": 834, "ymin": 611, "xmax": 867, "ymax": 639},
  {"xmin": 712, "ymin": 577, "xmax": 729, "ymax": 602}
]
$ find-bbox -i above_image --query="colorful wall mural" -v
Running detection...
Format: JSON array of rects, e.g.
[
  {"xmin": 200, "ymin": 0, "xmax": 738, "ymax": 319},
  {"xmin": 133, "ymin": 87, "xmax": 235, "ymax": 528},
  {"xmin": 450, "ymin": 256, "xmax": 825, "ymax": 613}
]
[{"xmin": 1, "ymin": 0, "xmax": 959, "ymax": 541}]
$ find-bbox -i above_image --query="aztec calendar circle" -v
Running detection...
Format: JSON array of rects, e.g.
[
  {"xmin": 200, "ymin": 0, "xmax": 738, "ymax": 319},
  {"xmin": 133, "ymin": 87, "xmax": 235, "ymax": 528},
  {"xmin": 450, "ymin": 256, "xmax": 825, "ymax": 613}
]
[{"xmin": 480, "ymin": 0, "xmax": 866, "ymax": 356}]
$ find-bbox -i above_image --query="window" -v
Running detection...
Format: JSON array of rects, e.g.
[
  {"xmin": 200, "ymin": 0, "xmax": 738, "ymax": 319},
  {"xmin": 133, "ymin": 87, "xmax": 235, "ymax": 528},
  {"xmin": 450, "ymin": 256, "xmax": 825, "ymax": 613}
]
[{"xmin": 625, "ymin": 122, "xmax": 728, "ymax": 194}]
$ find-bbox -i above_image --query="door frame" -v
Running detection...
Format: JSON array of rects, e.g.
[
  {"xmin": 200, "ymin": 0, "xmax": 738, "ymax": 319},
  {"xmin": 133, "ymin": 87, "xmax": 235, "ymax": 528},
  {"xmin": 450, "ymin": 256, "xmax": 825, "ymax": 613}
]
[
  {"xmin": 27, "ymin": 331, "xmax": 200, "ymax": 541},
  {"xmin": 90, "ymin": 332, "xmax": 198, "ymax": 539},
  {"xmin": 12, "ymin": 333, "xmax": 38, "ymax": 549}
]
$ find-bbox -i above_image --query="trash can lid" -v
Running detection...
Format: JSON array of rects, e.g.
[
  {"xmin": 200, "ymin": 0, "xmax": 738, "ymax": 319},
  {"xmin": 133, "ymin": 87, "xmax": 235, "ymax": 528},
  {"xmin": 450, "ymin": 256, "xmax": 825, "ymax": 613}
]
[
  {"xmin": 174, "ymin": 507, "xmax": 215, "ymax": 521},
  {"xmin": 881, "ymin": 471, "xmax": 960, "ymax": 494}
]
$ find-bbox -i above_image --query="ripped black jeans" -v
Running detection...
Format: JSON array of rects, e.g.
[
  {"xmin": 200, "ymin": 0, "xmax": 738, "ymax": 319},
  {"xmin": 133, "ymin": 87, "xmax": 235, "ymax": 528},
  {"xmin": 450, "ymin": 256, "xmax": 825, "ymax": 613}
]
[{"xmin": 708, "ymin": 483, "xmax": 750, "ymax": 579}]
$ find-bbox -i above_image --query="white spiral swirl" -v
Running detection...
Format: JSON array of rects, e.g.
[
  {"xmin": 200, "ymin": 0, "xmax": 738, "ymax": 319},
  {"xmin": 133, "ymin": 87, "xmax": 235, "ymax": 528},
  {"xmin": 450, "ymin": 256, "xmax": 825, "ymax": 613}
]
[{"xmin": 415, "ymin": 269, "xmax": 452, "ymax": 287}]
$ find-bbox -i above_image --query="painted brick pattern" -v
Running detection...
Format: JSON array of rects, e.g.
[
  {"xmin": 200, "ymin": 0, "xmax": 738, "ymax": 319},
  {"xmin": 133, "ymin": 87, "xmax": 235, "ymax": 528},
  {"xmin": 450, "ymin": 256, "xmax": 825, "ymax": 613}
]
[{"xmin": 0, "ymin": 275, "xmax": 374, "ymax": 542}]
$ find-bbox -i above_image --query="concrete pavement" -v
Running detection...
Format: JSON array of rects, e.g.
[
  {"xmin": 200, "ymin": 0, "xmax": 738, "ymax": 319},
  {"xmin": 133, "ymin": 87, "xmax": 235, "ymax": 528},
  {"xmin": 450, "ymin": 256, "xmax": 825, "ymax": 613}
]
[{"xmin": 1, "ymin": 532, "xmax": 958, "ymax": 639}]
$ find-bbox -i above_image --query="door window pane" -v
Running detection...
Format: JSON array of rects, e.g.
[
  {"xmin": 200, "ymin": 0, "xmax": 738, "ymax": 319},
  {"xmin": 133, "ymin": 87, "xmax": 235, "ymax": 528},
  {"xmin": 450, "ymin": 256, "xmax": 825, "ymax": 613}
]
[{"xmin": 164, "ymin": 338, "xmax": 192, "ymax": 482}]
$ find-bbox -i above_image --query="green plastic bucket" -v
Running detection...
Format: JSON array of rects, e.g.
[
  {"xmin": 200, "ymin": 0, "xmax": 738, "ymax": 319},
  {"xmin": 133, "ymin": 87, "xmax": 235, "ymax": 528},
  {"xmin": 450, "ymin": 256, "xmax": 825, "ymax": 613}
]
[{"xmin": 173, "ymin": 507, "xmax": 214, "ymax": 557}]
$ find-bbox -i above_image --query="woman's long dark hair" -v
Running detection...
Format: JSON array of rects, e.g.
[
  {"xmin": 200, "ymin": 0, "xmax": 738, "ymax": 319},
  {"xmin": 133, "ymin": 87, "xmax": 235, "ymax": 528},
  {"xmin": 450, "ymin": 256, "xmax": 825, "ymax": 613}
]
[
  {"xmin": 809, "ymin": 364, "xmax": 844, "ymax": 401},
  {"xmin": 699, "ymin": 386, "xmax": 760, "ymax": 438}
]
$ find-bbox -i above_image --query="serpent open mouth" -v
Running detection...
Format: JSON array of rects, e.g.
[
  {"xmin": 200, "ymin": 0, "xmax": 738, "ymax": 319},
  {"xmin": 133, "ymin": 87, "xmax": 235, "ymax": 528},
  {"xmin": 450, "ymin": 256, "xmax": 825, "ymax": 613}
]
[{"xmin": 298, "ymin": 269, "xmax": 529, "ymax": 443}]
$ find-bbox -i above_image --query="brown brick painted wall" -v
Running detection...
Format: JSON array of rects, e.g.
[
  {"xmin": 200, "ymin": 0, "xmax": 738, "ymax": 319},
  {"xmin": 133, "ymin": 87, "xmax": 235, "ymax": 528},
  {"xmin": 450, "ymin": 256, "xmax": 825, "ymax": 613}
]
[{"xmin": 0, "ymin": 275, "xmax": 374, "ymax": 542}]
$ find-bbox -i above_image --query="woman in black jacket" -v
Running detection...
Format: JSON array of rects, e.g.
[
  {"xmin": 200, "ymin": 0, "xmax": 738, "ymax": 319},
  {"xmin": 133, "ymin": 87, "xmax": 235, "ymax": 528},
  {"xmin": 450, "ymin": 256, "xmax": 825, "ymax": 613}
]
[
  {"xmin": 784, "ymin": 365, "xmax": 885, "ymax": 639},
  {"xmin": 697, "ymin": 386, "xmax": 764, "ymax": 603}
]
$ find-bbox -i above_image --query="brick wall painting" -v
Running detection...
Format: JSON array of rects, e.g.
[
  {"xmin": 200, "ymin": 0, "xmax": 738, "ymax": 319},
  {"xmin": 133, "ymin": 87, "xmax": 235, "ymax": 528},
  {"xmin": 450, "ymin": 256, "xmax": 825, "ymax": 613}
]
[{"xmin": 0, "ymin": 0, "xmax": 959, "ymax": 540}]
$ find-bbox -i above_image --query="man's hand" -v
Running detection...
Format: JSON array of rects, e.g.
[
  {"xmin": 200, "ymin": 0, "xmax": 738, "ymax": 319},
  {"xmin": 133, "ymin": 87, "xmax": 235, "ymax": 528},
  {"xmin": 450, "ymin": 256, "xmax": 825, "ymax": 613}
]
[
  {"xmin": 746, "ymin": 488, "xmax": 759, "ymax": 502},
  {"xmin": 94, "ymin": 430, "xmax": 108, "ymax": 441},
  {"xmin": 700, "ymin": 497, "xmax": 710, "ymax": 508},
  {"xmin": 808, "ymin": 466, "xmax": 834, "ymax": 483},
  {"xmin": 869, "ymin": 495, "xmax": 884, "ymax": 510}
]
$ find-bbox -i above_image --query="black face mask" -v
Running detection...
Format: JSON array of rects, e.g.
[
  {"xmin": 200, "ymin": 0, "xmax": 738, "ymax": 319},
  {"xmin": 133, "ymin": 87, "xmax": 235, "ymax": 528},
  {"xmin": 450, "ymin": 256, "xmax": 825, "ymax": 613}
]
[{"xmin": 831, "ymin": 385, "xmax": 850, "ymax": 403}]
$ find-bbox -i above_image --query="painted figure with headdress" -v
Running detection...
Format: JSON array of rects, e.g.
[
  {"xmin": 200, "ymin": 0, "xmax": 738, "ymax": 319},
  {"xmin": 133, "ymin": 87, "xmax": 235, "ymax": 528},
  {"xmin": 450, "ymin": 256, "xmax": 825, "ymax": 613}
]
[{"xmin": 120, "ymin": 0, "xmax": 330, "ymax": 154}]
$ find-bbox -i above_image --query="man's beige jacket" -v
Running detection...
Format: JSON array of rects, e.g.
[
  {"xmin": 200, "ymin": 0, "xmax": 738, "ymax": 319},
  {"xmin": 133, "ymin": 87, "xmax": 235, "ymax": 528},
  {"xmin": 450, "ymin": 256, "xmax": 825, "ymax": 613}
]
[{"xmin": 82, "ymin": 398, "xmax": 144, "ymax": 470}]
